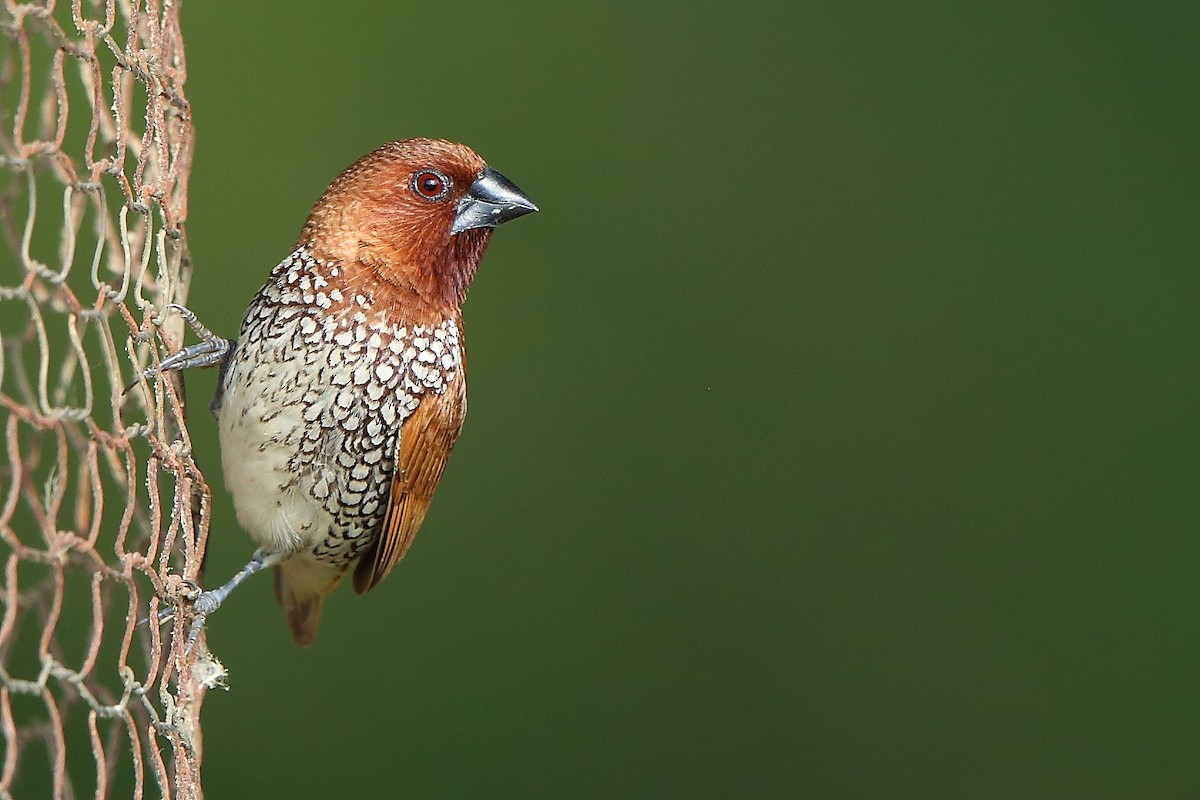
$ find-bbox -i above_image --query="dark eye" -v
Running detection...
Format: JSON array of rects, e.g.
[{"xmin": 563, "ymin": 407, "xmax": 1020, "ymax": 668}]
[{"xmin": 412, "ymin": 170, "xmax": 449, "ymax": 201}]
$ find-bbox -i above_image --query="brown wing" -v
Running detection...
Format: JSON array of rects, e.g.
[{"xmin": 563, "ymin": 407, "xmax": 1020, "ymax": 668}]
[{"xmin": 352, "ymin": 370, "xmax": 467, "ymax": 594}]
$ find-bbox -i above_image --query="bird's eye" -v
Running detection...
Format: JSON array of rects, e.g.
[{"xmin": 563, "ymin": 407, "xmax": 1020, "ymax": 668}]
[{"xmin": 412, "ymin": 170, "xmax": 449, "ymax": 201}]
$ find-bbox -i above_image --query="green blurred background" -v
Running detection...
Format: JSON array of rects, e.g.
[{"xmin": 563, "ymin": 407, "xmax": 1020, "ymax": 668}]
[{"xmin": 171, "ymin": 2, "xmax": 1197, "ymax": 797}]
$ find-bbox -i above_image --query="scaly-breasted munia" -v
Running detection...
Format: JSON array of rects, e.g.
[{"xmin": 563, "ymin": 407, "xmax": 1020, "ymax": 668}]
[{"xmin": 142, "ymin": 139, "xmax": 537, "ymax": 646}]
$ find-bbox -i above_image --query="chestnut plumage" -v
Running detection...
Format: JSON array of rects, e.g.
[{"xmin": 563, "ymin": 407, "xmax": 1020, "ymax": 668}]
[{"xmin": 148, "ymin": 139, "xmax": 536, "ymax": 647}]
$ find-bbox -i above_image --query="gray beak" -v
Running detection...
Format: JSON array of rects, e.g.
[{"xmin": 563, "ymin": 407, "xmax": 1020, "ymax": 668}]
[{"xmin": 450, "ymin": 167, "xmax": 539, "ymax": 235}]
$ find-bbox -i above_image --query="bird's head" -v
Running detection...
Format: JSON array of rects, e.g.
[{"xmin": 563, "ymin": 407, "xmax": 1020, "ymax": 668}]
[{"xmin": 300, "ymin": 138, "xmax": 537, "ymax": 313}]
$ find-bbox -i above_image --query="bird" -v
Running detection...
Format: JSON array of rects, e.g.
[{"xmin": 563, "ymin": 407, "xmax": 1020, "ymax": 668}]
[{"xmin": 138, "ymin": 138, "xmax": 537, "ymax": 647}]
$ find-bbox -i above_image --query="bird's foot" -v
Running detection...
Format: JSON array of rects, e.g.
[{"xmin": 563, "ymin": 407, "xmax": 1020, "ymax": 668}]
[
  {"xmin": 157, "ymin": 583, "xmax": 231, "ymax": 654},
  {"xmin": 151, "ymin": 578, "xmax": 200, "ymax": 624},
  {"xmin": 125, "ymin": 303, "xmax": 235, "ymax": 394},
  {"xmin": 182, "ymin": 589, "xmax": 226, "ymax": 653},
  {"xmin": 158, "ymin": 548, "xmax": 283, "ymax": 653}
]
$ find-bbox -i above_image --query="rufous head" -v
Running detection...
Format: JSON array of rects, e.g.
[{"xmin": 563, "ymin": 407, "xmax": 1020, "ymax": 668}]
[{"xmin": 300, "ymin": 138, "xmax": 537, "ymax": 312}]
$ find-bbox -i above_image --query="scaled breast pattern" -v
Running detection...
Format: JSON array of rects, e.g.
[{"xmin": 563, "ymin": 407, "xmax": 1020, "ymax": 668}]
[{"xmin": 220, "ymin": 247, "xmax": 462, "ymax": 568}]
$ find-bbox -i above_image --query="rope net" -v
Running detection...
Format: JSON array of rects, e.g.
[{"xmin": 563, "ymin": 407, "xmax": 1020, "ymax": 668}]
[{"xmin": 0, "ymin": 1, "xmax": 214, "ymax": 797}]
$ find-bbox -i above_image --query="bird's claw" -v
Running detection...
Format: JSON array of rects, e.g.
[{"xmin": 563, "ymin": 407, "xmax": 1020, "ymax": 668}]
[
  {"xmin": 180, "ymin": 590, "xmax": 225, "ymax": 654},
  {"xmin": 124, "ymin": 304, "xmax": 234, "ymax": 395},
  {"xmin": 192, "ymin": 590, "xmax": 222, "ymax": 617},
  {"xmin": 146, "ymin": 578, "xmax": 202, "ymax": 626},
  {"xmin": 184, "ymin": 613, "xmax": 209, "ymax": 655},
  {"xmin": 145, "ymin": 585, "xmax": 220, "ymax": 655},
  {"xmin": 165, "ymin": 303, "xmax": 215, "ymax": 340}
]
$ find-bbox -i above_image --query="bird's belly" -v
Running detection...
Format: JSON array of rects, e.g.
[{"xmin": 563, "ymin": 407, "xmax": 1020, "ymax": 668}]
[
  {"xmin": 218, "ymin": 377, "xmax": 335, "ymax": 555},
  {"xmin": 213, "ymin": 309, "xmax": 422, "ymax": 568}
]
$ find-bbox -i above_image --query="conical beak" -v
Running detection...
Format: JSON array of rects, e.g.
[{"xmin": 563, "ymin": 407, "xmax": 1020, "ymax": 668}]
[{"xmin": 450, "ymin": 167, "xmax": 539, "ymax": 235}]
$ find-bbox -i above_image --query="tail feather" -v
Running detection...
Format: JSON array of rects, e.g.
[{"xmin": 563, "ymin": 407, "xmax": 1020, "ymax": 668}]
[{"xmin": 273, "ymin": 559, "xmax": 343, "ymax": 648}]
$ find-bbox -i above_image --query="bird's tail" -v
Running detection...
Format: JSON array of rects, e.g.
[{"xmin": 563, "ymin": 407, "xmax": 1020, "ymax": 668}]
[{"xmin": 273, "ymin": 558, "xmax": 343, "ymax": 648}]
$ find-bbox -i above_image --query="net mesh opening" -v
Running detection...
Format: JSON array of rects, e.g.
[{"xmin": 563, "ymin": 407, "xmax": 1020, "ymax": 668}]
[{"xmin": 1, "ymin": 2, "xmax": 213, "ymax": 797}]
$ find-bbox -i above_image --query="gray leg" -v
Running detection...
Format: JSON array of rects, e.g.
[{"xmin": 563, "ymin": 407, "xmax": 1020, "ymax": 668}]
[
  {"xmin": 125, "ymin": 303, "xmax": 235, "ymax": 394},
  {"xmin": 167, "ymin": 547, "xmax": 293, "ymax": 651}
]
